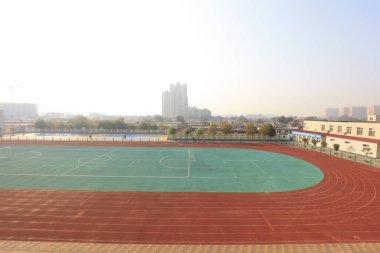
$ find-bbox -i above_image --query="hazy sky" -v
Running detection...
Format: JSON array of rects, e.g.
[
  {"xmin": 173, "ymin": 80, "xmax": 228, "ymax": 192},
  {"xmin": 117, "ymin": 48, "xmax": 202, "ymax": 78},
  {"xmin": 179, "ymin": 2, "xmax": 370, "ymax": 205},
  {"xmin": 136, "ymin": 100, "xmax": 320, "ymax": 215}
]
[{"xmin": 0, "ymin": 0, "xmax": 379, "ymax": 116}]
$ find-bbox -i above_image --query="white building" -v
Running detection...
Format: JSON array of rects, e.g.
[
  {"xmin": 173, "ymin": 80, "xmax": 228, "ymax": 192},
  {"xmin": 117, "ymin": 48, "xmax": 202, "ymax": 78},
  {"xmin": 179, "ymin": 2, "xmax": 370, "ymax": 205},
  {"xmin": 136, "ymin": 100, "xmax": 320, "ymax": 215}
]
[
  {"xmin": 0, "ymin": 103, "xmax": 38, "ymax": 120},
  {"xmin": 162, "ymin": 83, "xmax": 188, "ymax": 119},
  {"xmin": 292, "ymin": 116, "xmax": 380, "ymax": 158}
]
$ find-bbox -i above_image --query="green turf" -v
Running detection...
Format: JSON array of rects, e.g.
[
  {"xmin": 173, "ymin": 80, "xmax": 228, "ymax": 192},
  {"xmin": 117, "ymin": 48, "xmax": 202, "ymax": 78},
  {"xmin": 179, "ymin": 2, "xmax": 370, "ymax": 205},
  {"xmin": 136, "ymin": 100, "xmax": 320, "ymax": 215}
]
[{"xmin": 0, "ymin": 146, "xmax": 323, "ymax": 192}]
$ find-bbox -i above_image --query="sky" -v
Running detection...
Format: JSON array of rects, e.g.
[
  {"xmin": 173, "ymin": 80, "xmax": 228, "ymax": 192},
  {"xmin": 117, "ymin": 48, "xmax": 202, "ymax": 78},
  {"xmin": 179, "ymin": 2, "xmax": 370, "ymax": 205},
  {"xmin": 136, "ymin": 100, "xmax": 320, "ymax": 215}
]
[{"xmin": 0, "ymin": 0, "xmax": 379, "ymax": 117}]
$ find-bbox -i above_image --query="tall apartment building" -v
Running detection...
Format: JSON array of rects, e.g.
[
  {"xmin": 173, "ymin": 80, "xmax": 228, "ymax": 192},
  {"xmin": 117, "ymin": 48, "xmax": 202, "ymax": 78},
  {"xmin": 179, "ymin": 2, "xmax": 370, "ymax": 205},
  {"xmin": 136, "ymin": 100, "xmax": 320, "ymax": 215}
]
[
  {"xmin": 161, "ymin": 91, "xmax": 171, "ymax": 118},
  {"xmin": 339, "ymin": 107, "xmax": 349, "ymax": 117},
  {"xmin": 0, "ymin": 110, "xmax": 4, "ymax": 134},
  {"xmin": 0, "ymin": 103, "xmax": 38, "ymax": 120},
  {"xmin": 349, "ymin": 106, "xmax": 367, "ymax": 120},
  {"xmin": 324, "ymin": 108, "xmax": 339, "ymax": 120},
  {"xmin": 161, "ymin": 83, "xmax": 188, "ymax": 119},
  {"xmin": 369, "ymin": 105, "xmax": 380, "ymax": 115}
]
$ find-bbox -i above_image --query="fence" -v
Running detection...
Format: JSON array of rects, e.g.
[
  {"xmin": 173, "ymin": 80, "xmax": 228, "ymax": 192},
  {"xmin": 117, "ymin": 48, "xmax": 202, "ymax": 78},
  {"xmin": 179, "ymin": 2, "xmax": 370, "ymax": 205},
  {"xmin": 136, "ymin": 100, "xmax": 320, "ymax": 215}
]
[
  {"xmin": 290, "ymin": 141, "xmax": 380, "ymax": 169},
  {"xmin": 0, "ymin": 134, "xmax": 167, "ymax": 143},
  {"xmin": 169, "ymin": 136, "xmax": 290, "ymax": 143}
]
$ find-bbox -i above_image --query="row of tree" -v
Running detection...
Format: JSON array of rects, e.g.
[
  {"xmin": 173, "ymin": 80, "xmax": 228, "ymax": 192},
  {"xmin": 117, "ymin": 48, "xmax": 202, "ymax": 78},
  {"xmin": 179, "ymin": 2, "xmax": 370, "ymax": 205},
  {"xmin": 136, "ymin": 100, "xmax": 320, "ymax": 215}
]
[
  {"xmin": 168, "ymin": 122, "xmax": 276, "ymax": 138},
  {"xmin": 34, "ymin": 116, "xmax": 158, "ymax": 130}
]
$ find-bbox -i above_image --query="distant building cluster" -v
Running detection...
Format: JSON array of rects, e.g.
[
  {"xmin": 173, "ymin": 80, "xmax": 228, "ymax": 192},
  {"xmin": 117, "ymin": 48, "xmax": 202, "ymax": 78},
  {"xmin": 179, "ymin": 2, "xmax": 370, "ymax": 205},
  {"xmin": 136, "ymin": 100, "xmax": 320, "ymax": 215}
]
[
  {"xmin": 188, "ymin": 106, "xmax": 211, "ymax": 121},
  {"xmin": 324, "ymin": 105, "xmax": 379, "ymax": 120},
  {"xmin": 162, "ymin": 83, "xmax": 211, "ymax": 121},
  {"xmin": 0, "ymin": 103, "xmax": 38, "ymax": 120}
]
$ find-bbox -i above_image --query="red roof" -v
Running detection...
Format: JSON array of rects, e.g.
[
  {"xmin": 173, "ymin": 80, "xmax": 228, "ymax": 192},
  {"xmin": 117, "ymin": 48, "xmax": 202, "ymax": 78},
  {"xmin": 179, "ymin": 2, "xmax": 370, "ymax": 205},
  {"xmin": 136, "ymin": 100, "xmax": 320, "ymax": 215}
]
[{"xmin": 295, "ymin": 130, "xmax": 380, "ymax": 144}]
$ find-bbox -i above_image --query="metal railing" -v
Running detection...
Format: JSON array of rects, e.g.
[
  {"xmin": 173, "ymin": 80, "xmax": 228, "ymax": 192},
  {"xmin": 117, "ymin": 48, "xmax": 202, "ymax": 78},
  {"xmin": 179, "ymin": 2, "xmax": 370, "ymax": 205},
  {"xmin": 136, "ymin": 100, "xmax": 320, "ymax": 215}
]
[
  {"xmin": 0, "ymin": 135, "xmax": 167, "ymax": 143},
  {"xmin": 290, "ymin": 141, "xmax": 380, "ymax": 169}
]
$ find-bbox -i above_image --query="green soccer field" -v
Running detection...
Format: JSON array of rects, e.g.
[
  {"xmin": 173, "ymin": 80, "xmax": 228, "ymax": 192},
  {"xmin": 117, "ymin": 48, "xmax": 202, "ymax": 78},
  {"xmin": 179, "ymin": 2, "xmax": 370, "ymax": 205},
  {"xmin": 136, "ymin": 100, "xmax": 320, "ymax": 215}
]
[{"xmin": 0, "ymin": 146, "xmax": 323, "ymax": 192}]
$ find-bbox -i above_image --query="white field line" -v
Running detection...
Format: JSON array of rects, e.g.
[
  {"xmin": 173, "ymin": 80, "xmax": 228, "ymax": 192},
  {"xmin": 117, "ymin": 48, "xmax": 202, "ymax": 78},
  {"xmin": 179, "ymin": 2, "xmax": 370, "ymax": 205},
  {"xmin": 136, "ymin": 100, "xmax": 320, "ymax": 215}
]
[
  {"xmin": 0, "ymin": 173, "xmax": 187, "ymax": 179},
  {"xmin": 8, "ymin": 152, "xmax": 43, "ymax": 162},
  {"xmin": 223, "ymin": 159, "xmax": 291, "ymax": 162},
  {"xmin": 187, "ymin": 149, "xmax": 191, "ymax": 178},
  {"xmin": 0, "ymin": 172, "xmax": 321, "ymax": 179},
  {"xmin": 60, "ymin": 151, "xmax": 113, "ymax": 175},
  {"xmin": 250, "ymin": 161, "xmax": 272, "ymax": 178}
]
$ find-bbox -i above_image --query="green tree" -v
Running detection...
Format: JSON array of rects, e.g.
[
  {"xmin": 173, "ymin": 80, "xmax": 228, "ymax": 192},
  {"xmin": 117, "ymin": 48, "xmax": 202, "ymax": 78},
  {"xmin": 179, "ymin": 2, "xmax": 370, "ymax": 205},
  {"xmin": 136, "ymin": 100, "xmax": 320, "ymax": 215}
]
[
  {"xmin": 220, "ymin": 121, "xmax": 233, "ymax": 134},
  {"xmin": 176, "ymin": 115, "xmax": 185, "ymax": 124},
  {"xmin": 259, "ymin": 124, "xmax": 276, "ymax": 138},
  {"xmin": 237, "ymin": 115, "xmax": 249, "ymax": 123},
  {"xmin": 321, "ymin": 141, "xmax": 327, "ymax": 148},
  {"xmin": 208, "ymin": 123, "xmax": 218, "ymax": 135},
  {"xmin": 311, "ymin": 139, "xmax": 317, "ymax": 147},
  {"xmin": 333, "ymin": 143, "xmax": 340, "ymax": 151},
  {"xmin": 167, "ymin": 127, "xmax": 177, "ymax": 136},
  {"xmin": 139, "ymin": 121, "xmax": 157, "ymax": 130},
  {"xmin": 183, "ymin": 127, "xmax": 192, "ymax": 136},
  {"xmin": 114, "ymin": 118, "xmax": 126, "ymax": 129},
  {"xmin": 195, "ymin": 128, "xmax": 203, "ymax": 138},
  {"xmin": 244, "ymin": 123, "xmax": 257, "ymax": 135},
  {"xmin": 153, "ymin": 115, "xmax": 164, "ymax": 122},
  {"xmin": 68, "ymin": 115, "xmax": 91, "ymax": 129},
  {"xmin": 277, "ymin": 116, "xmax": 287, "ymax": 124},
  {"xmin": 34, "ymin": 119, "xmax": 46, "ymax": 129}
]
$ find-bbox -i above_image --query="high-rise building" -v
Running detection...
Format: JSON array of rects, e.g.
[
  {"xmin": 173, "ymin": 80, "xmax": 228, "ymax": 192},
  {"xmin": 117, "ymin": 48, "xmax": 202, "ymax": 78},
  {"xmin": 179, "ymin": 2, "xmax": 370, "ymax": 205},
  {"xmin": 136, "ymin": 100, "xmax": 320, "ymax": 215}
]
[
  {"xmin": 324, "ymin": 108, "xmax": 339, "ymax": 120},
  {"xmin": 162, "ymin": 83, "xmax": 188, "ymax": 118},
  {"xmin": 339, "ymin": 107, "xmax": 349, "ymax": 117},
  {"xmin": 0, "ymin": 103, "xmax": 38, "ymax": 120},
  {"xmin": 0, "ymin": 110, "xmax": 4, "ymax": 133},
  {"xmin": 161, "ymin": 91, "xmax": 171, "ymax": 118},
  {"xmin": 369, "ymin": 105, "xmax": 380, "ymax": 115},
  {"xmin": 349, "ymin": 106, "xmax": 367, "ymax": 120}
]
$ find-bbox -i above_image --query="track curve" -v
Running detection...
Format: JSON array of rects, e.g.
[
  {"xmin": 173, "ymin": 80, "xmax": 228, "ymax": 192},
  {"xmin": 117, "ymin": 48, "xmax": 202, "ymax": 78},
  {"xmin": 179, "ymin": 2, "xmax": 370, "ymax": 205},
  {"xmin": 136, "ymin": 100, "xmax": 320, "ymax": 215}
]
[{"xmin": 0, "ymin": 142, "xmax": 380, "ymax": 244}]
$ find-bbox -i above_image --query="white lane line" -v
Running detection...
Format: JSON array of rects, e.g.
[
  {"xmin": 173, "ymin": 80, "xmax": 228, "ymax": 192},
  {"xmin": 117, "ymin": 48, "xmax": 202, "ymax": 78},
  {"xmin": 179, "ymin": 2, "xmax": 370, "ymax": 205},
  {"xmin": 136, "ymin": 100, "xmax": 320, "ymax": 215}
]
[
  {"xmin": 258, "ymin": 210, "xmax": 274, "ymax": 231},
  {"xmin": 60, "ymin": 151, "xmax": 113, "ymax": 175}
]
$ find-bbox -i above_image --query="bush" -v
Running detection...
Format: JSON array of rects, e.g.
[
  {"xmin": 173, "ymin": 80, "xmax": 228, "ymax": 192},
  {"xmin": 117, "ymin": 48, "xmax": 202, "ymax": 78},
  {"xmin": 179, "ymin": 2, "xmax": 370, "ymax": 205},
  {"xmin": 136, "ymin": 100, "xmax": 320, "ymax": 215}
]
[
  {"xmin": 321, "ymin": 141, "xmax": 327, "ymax": 148},
  {"xmin": 333, "ymin": 143, "xmax": 340, "ymax": 151}
]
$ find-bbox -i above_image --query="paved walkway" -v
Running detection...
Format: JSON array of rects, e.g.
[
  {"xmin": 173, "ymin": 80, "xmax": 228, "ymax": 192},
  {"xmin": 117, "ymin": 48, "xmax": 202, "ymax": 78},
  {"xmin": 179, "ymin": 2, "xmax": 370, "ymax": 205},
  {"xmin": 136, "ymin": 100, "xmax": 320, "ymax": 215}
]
[{"xmin": 1, "ymin": 241, "xmax": 380, "ymax": 253}]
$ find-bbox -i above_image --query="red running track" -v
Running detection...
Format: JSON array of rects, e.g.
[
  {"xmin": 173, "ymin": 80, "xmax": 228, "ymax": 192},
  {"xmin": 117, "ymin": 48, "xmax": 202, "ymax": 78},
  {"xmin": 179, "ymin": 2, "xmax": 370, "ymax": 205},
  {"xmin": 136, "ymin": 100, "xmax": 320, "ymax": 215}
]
[{"xmin": 0, "ymin": 142, "xmax": 380, "ymax": 244}]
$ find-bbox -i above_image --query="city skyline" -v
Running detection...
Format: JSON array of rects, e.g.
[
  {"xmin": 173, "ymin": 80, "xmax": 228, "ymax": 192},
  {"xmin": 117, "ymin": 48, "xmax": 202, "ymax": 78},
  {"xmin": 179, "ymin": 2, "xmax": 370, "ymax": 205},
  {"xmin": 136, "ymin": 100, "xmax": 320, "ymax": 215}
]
[{"xmin": 0, "ymin": 0, "xmax": 379, "ymax": 116}]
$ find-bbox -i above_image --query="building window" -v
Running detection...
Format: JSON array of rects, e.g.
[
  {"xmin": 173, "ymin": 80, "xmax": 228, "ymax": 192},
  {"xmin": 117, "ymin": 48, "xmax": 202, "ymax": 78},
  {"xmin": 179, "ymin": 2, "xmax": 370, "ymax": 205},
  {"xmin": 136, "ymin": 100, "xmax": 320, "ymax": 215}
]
[
  {"xmin": 356, "ymin": 127, "xmax": 363, "ymax": 135},
  {"xmin": 346, "ymin": 127, "xmax": 352, "ymax": 134},
  {"xmin": 369, "ymin": 128, "xmax": 376, "ymax": 137},
  {"xmin": 337, "ymin": 126, "xmax": 342, "ymax": 133},
  {"xmin": 321, "ymin": 125, "xmax": 325, "ymax": 131},
  {"xmin": 329, "ymin": 125, "xmax": 334, "ymax": 132}
]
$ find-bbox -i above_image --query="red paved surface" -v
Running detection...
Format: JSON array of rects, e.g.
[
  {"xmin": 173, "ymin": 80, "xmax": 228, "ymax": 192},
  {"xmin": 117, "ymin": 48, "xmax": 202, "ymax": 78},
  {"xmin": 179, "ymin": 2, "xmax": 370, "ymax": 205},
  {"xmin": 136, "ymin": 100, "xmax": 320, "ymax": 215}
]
[{"xmin": 1, "ymin": 141, "xmax": 380, "ymax": 244}]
